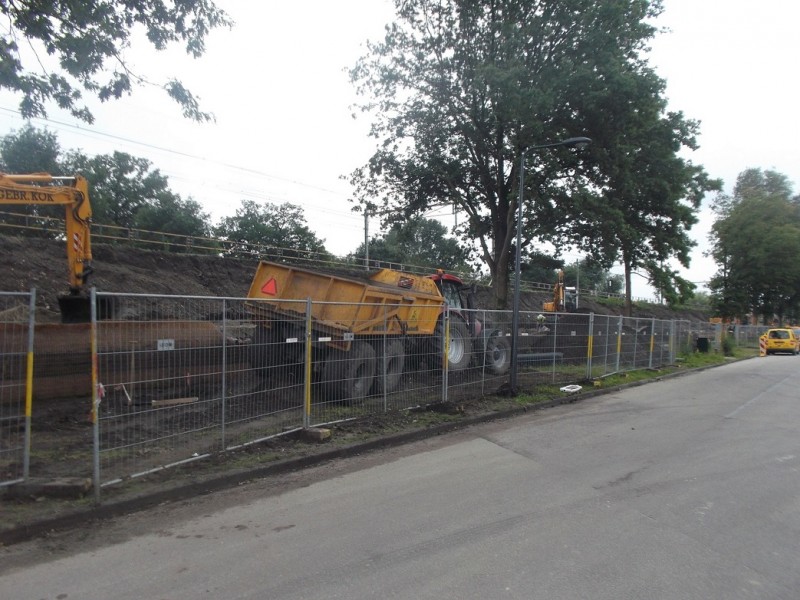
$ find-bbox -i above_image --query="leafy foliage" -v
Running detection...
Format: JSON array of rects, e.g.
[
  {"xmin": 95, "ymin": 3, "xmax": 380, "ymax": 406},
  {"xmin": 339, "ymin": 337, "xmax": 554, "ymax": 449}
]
[
  {"xmin": 63, "ymin": 151, "xmax": 175, "ymax": 228},
  {"xmin": 133, "ymin": 195, "xmax": 212, "ymax": 249},
  {"xmin": 348, "ymin": 0, "xmax": 710, "ymax": 310},
  {"xmin": 1, "ymin": 125, "xmax": 210, "ymax": 244},
  {"xmin": 352, "ymin": 216, "xmax": 472, "ymax": 273},
  {"xmin": 214, "ymin": 200, "xmax": 329, "ymax": 261},
  {"xmin": 0, "ymin": 0, "xmax": 232, "ymax": 122},
  {"xmin": 0, "ymin": 124, "xmax": 65, "ymax": 237},
  {"xmin": 562, "ymin": 258, "xmax": 624, "ymax": 295},
  {"xmin": 549, "ymin": 64, "xmax": 719, "ymax": 314},
  {"xmin": 709, "ymin": 168, "xmax": 800, "ymax": 323}
]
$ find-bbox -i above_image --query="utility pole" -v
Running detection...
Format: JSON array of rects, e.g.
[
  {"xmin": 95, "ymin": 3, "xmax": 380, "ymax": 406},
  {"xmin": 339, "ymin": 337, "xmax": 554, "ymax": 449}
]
[{"xmin": 364, "ymin": 210, "xmax": 369, "ymax": 270}]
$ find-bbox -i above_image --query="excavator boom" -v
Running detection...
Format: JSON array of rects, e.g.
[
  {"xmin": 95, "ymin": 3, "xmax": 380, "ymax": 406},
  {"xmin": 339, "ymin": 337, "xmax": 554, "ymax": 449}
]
[{"xmin": 0, "ymin": 172, "xmax": 95, "ymax": 321}]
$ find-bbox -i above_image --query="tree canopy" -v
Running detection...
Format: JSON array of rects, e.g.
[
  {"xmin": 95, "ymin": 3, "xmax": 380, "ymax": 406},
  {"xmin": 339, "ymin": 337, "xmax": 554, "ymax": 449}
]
[
  {"xmin": 352, "ymin": 216, "xmax": 473, "ymax": 274},
  {"xmin": 0, "ymin": 125, "xmax": 211, "ymax": 242},
  {"xmin": 709, "ymin": 168, "xmax": 800, "ymax": 324},
  {"xmin": 0, "ymin": 0, "xmax": 231, "ymax": 123},
  {"xmin": 214, "ymin": 200, "xmax": 328, "ymax": 261},
  {"xmin": 348, "ymin": 0, "xmax": 713, "ymax": 311}
]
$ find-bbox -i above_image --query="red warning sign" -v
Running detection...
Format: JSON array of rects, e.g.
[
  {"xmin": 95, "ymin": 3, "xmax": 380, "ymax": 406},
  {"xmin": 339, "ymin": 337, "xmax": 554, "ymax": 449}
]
[{"xmin": 261, "ymin": 277, "xmax": 278, "ymax": 296}]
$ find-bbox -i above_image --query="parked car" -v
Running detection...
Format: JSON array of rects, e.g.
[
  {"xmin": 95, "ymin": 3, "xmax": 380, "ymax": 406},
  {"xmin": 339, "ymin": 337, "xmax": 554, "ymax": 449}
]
[{"xmin": 764, "ymin": 328, "xmax": 799, "ymax": 355}]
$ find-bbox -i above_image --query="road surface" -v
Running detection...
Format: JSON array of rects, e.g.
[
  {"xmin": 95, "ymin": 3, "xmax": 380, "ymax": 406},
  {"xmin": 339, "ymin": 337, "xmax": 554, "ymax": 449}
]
[{"xmin": 2, "ymin": 356, "xmax": 800, "ymax": 599}]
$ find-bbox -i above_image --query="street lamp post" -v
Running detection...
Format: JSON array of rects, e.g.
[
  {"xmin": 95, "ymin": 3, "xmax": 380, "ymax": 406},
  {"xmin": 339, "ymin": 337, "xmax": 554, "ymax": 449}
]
[{"xmin": 508, "ymin": 136, "xmax": 591, "ymax": 395}]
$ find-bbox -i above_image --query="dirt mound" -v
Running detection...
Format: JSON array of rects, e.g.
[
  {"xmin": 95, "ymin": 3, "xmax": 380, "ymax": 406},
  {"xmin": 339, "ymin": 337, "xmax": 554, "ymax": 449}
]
[{"xmin": 0, "ymin": 234, "xmax": 710, "ymax": 323}]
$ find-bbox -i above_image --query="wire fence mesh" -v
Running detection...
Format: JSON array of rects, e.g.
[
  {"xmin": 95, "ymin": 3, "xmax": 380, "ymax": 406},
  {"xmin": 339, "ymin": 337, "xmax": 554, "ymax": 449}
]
[
  {"xmin": 0, "ymin": 286, "xmax": 743, "ymax": 496},
  {"xmin": 86, "ymin": 293, "xmax": 708, "ymax": 492},
  {"xmin": 0, "ymin": 290, "xmax": 33, "ymax": 487}
]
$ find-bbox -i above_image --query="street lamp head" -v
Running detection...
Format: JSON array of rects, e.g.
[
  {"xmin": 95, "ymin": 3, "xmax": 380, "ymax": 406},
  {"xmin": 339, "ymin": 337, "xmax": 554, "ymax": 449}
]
[
  {"xmin": 528, "ymin": 136, "xmax": 592, "ymax": 152},
  {"xmin": 561, "ymin": 136, "xmax": 592, "ymax": 149}
]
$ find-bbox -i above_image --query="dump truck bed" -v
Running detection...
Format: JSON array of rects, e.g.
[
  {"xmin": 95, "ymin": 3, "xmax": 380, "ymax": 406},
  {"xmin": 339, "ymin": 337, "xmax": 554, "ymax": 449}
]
[{"xmin": 246, "ymin": 261, "xmax": 445, "ymax": 336}]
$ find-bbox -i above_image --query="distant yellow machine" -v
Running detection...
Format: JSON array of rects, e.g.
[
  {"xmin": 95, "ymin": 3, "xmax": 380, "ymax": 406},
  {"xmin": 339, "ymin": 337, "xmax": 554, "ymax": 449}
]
[{"xmin": 542, "ymin": 270, "xmax": 577, "ymax": 312}]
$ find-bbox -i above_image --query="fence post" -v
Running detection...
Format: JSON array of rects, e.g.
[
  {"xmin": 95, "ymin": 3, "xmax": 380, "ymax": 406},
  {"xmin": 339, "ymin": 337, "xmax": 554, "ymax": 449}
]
[
  {"xmin": 23, "ymin": 288, "xmax": 36, "ymax": 481},
  {"xmin": 480, "ymin": 309, "xmax": 487, "ymax": 396},
  {"xmin": 441, "ymin": 306, "xmax": 450, "ymax": 403},
  {"xmin": 616, "ymin": 315, "xmax": 623, "ymax": 373},
  {"xmin": 221, "ymin": 298, "xmax": 227, "ymax": 450},
  {"xmin": 382, "ymin": 306, "xmax": 388, "ymax": 413},
  {"xmin": 649, "ymin": 318, "xmax": 656, "ymax": 369},
  {"xmin": 586, "ymin": 312, "xmax": 595, "ymax": 380},
  {"xmin": 303, "ymin": 298, "xmax": 312, "ymax": 429},
  {"xmin": 91, "ymin": 287, "xmax": 101, "ymax": 502},
  {"xmin": 670, "ymin": 320, "xmax": 676, "ymax": 364},
  {"xmin": 551, "ymin": 312, "xmax": 559, "ymax": 382}
]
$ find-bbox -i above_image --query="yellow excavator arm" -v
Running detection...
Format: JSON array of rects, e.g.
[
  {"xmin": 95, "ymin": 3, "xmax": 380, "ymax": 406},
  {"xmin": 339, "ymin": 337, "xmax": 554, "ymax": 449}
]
[
  {"xmin": 543, "ymin": 270, "xmax": 566, "ymax": 312},
  {"xmin": 0, "ymin": 172, "xmax": 94, "ymax": 320}
]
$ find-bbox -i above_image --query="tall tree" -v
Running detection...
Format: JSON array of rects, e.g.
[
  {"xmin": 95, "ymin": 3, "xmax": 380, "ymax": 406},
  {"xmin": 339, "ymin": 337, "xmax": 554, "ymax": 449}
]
[
  {"xmin": 215, "ymin": 200, "xmax": 328, "ymax": 261},
  {"xmin": 353, "ymin": 216, "xmax": 473, "ymax": 273},
  {"xmin": 562, "ymin": 67, "xmax": 720, "ymax": 314},
  {"xmin": 348, "ymin": 0, "xmax": 666, "ymax": 309},
  {"xmin": 0, "ymin": 124, "xmax": 66, "ymax": 237},
  {"xmin": 709, "ymin": 168, "xmax": 800, "ymax": 323},
  {"xmin": 0, "ymin": 0, "xmax": 231, "ymax": 123},
  {"xmin": 0, "ymin": 124, "xmax": 62, "ymax": 174},
  {"xmin": 134, "ymin": 195, "xmax": 213, "ymax": 251},
  {"xmin": 63, "ymin": 151, "xmax": 178, "ymax": 229}
]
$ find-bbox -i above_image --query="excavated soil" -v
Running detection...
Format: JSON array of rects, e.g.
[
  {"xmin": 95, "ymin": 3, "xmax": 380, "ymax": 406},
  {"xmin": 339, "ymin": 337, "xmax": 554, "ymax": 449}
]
[{"xmin": 0, "ymin": 234, "xmax": 710, "ymax": 322}]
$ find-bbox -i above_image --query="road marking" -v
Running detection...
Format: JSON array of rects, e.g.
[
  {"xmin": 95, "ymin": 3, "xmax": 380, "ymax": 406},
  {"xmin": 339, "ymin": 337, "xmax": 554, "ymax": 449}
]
[{"xmin": 725, "ymin": 376, "xmax": 792, "ymax": 418}]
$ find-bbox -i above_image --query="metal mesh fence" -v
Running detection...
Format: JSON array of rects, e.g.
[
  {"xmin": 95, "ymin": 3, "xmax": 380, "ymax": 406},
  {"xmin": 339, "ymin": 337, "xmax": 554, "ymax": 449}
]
[
  {"xmin": 0, "ymin": 290, "xmax": 33, "ymax": 486},
  {"xmin": 83, "ymin": 292, "xmax": 708, "ymax": 492}
]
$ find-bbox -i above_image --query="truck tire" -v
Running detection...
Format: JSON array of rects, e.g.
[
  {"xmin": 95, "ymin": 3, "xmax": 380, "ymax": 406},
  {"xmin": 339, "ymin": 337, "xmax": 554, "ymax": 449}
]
[
  {"xmin": 376, "ymin": 338, "xmax": 405, "ymax": 395},
  {"xmin": 436, "ymin": 316, "xmax": 472, "ymax": 372},
  {"xmin": 322, "ymin": 343, "xmax": 377, "ymax": 401},
  {"xmin": 484, "ymin": 333, "xmax": 511, "ymax": 375},
  {"xmin": 249, "ymin": 324, "xmax": 302, "ymax": 376}
]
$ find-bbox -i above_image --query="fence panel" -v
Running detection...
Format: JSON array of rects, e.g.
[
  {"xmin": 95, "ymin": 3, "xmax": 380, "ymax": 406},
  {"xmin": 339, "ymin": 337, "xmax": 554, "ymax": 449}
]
[
  {"xmin": 94, "ymin": 293, "xmax": 297, "ymax": 486},
  {"xmin": 87, "ymin": 289, "xmax": 709, "ymax": 492},
  {"xmin": 0, "ymin": 290, "xmax": 34, "ymax": 487},
  {"xmin": 588, "ymin": 314, "xmax": 617, "ymax": 379}
]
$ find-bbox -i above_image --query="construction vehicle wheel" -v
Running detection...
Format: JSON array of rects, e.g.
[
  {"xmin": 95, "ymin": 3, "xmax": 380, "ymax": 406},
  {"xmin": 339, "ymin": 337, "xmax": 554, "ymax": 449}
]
[
  {"xmin": 250, "ymin": 324, "xmax": 301, "ymax": 376},
  {"xmin": 436, "ymin": 317, "xmax": 472, "ymax": 372},
  {"xmin": 322, "ymin": 342, "xmax": 377, "ymax": 401},
  {"xmin": 376, "ymin": 339, "xmax": 405, "ymax": 394},
  {"xmin": 485, "ymin": 333, "xmax": 511, "ymax": 375}
]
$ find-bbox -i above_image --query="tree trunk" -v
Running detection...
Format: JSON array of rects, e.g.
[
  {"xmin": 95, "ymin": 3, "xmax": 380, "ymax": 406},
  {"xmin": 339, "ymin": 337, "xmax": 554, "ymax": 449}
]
[
  {"xmin": 623, "ymin": 257, "xmax": 633, "ymax": 317},
  {"xmin": 493, "ymin": 248, "xmax": 511, "ymax": 309}
]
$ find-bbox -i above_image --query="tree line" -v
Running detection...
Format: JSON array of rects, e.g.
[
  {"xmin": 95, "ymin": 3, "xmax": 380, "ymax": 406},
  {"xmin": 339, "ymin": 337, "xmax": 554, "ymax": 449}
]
[{"xmin": 3, "ymin": 0, "xmax": 794, "ymax": 317}]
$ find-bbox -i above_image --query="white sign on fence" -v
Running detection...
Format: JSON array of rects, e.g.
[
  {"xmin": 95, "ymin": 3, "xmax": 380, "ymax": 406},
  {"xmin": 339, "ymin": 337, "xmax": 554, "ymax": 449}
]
[{"xmin": 157, "ymin": 339, "xmax": 175, "ymax": 351}]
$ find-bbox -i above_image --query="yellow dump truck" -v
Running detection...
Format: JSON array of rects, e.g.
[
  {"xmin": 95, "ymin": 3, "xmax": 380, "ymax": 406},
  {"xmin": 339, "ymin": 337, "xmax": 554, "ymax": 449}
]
[{"xmin": 245, "ymin": 261, "xmax": 510, "ymax": 399}]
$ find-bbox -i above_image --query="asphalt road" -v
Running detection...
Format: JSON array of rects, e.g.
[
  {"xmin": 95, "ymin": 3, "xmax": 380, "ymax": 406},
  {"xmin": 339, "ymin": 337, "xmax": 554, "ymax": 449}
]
[{"xmin": 2, "ymin": 355, "xmax": 800, "ymax": 599}]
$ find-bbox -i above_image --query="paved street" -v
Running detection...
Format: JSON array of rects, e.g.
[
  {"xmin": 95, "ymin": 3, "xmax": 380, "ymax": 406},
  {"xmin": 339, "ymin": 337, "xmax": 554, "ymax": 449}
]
[{"xmin": 2, "ymin": 356, "xmax": 800, "ymax": 599}]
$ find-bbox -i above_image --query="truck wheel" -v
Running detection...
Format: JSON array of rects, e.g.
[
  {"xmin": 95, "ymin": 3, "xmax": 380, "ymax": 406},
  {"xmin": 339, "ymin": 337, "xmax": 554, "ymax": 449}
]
[
  {"xmin": 484, "ymin": 333, "xmax": 511, "ymax": 375},
  {"xmin": 436, "ymin": 317, "xmax": 472, "ymax": 372},
  {"xmin": 322, "ymin": 343, "xmax": 377, "ymax": 401},
  {"xmin": 249, "ymin": 324, "xmax": 302, "ymax": 375},
  {"xmin": 376, "ymin": 338, "xmax": 405, "ymax": 394}
]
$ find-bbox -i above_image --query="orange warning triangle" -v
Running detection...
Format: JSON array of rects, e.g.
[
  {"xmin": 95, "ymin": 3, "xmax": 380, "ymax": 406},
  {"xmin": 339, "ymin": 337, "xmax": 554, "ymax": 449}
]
[{"xmin": 261, "ymin": 277, "xmax": 278, "ymax": 296}]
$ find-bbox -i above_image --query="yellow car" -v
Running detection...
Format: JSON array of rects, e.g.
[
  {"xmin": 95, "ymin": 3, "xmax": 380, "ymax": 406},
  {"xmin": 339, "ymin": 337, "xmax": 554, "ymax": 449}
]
[{"xmin": 764, "ymin": 328, "xmax": 800, "ymax": 355}]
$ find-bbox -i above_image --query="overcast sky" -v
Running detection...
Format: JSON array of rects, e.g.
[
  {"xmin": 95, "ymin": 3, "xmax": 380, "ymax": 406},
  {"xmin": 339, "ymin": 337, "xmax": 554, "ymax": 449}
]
[{"xmin": 1, "ymin": 0, "xmax": 798, "ymax": 300}]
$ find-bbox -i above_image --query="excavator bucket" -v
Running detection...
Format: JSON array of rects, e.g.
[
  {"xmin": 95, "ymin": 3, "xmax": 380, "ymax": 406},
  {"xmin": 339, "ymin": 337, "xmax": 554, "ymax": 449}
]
[{"xmin": 58, "ymin": 294, "xmax": 117, "ymax": 323}]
